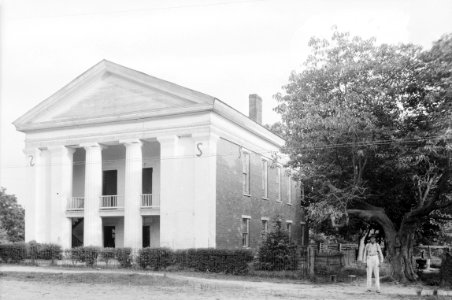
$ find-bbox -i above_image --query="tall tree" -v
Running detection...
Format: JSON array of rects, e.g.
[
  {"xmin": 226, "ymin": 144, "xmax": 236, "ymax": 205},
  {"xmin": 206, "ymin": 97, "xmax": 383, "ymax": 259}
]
[
  {"xmin": 0, "ymin": 188, "xmax": 25, "ymax": 242},
  {"xmin": 275, "ymin": 31, "xmax": 452, "ymax": 282},
  {"xmin": 0, "ymin": 220, "xmax": 9, "ymax": 243}
]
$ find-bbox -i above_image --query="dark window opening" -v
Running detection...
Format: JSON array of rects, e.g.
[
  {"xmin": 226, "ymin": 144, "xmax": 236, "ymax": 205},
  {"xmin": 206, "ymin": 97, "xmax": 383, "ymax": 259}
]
[
  {"xmin": 102, "ymin": 170, "xmax": 118, "ymax": 195},
  {"xmin": 143, "ymin": 225, "xmax": 150, "ymax": 248},
  {"xmin": 71, "ymin": 218, "xmax": 83, "ymax": 248},
  {"xmin": 103, "ymin": 226, "xmax": 115, "ymax": 248},
  {"xmin": 142, "ymin": 168, "xmax": 153, "ymax": 194}
]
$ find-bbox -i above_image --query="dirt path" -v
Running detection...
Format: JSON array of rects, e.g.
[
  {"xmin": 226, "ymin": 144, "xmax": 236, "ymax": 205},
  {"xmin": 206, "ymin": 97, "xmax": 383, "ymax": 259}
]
[{"xmin": 0, "ymin": 265, "xmax": 449, "ymax": 300}]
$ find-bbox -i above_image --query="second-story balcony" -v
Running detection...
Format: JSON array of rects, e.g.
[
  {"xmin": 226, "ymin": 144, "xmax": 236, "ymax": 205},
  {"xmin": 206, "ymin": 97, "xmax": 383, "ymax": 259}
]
[
  {"xmin": 67, "ymin": 194, "xmax": 159, "ymax": 216},
  {"xmin": 100, "ymin": 195, "xmax": 123, "ymax": 209},
  {"xmin": 99, "ymin": 195, "xmax": 124, "ymax": 217},
  {"xmin": 67, "ymin": 197, "xmax": 84, "ymax": 210},
  {"xmin": 141, "ymin": 194, "xmax": 160, "ymax": 207},
  {"xmin": 66, "ymin": 197, "xmax": 84, "ymax": 217},
  {"xmin": 140, "ymin": 194, "xmax": 160, "ymax": 216}
]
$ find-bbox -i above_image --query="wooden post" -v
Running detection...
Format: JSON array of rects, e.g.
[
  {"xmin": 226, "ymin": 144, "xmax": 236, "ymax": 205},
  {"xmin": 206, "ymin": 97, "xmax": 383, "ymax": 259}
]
[
  {"xmin": 326, "ymin": 253, "xmax": 330, "ymax": 273},
  {"xmin": 427, "ymin": 246, "xmax": 432, "ymax": 269},
  {"xmin": 309, "ymin": 245, "xmax": 315, "ymax": 277}
]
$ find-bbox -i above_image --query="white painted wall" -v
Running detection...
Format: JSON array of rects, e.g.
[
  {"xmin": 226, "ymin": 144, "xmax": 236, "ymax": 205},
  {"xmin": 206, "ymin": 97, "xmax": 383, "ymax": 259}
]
[
  {"xmin": 159, "ymin": 133, "xmax": 217, "ymax": 249},
  {"xmin": 143, "ymin": 216, "xmax": 160, "ymax": 248}
]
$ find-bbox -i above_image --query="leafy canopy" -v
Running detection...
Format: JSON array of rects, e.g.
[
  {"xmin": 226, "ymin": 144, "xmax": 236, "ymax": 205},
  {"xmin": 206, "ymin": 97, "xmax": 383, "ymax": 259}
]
[
  {"xmin": 275, "ymin": 31, "xmax": 451, "ymax": 239},
  {"xmin": 0, "ymin": 188, "xmax": 25, "ymax": 243}
]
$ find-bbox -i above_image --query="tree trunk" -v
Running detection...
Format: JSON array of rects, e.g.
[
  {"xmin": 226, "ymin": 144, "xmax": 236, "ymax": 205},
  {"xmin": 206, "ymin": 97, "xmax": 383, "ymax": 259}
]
[
  {"xmin": 347, "ymin": 208, "xmax": 419, "ymax": 282},
  {"xmin": 385, "ymin": 229, "xmax": 418, "ymax": 282}
]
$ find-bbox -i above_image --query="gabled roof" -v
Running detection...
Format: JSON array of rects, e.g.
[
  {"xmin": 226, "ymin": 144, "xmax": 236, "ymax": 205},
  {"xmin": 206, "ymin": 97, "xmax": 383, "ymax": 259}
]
[
  {"xmin": 13, "ymin": 60, "xmax": 284, "ymax": 147},
  {"xmin": 13, "ymin": 60, "xmax": 216, "ymax": 131}
]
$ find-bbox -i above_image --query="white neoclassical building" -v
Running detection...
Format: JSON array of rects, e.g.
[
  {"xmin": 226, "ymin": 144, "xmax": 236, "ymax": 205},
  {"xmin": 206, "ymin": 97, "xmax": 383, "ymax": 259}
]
[{"xmin": 14, "ymin": 60, "xmax": 303, "ymax": 250}]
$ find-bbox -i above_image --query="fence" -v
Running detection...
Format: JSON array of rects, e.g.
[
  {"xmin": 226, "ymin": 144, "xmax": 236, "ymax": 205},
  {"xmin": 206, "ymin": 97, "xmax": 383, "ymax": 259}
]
[
  {"xmin": 318, "ymin": 242, "xmax": 358, "ymax": 267},
  {"xmin": 414, "ymin": 245, "xmax": 452, "ymax": 258},
  {"xmin": 1, "ymin": 241, "xmax": 362, "ymax": 278}
]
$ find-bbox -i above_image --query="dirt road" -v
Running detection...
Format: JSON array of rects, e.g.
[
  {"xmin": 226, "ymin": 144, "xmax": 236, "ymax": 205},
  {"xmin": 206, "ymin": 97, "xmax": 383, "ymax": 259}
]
[{"xmin": 0, "ymin": 265, "xmax": 447, "ymax": 300}]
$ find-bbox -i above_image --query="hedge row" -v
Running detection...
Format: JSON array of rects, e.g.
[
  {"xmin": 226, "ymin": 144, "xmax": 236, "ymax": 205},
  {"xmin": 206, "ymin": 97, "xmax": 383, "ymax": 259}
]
[
  {"xmin": 0, "ymin": 242, "xmax": 253, "ymax": 274},
  {"xmin": 0, "ymin": 242, "xmax": 133, "ymax": 267},
  {"xmin": 64, "ymin": 247, "xmax": 132, "ymax": 267},
  {"xmin": 0, "ymin": 242, "xmax": 62, "ymax": 263},
  {"xmin": 139, "ymin": 247, "xmax": 254, "ymax": 274}
]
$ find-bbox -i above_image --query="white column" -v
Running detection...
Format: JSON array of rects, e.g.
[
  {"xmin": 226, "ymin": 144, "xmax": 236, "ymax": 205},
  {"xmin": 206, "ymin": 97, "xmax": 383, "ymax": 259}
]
[
  {"xmin": 48, "ymin": 146, "xmax": 75, "ymax": 248},
  {"xmin": 122, "ymin": 139, "xmax": 143, "ymax": 249},
  {"xmin": 157, "ymin": 136, "xmax": 179, "ymax": 248},
  {"xmin": 193, "ymin": 133, "xmax": 219, "ymax": 248},
  {"xmin": 82, "ymin": 143, "xmax": 103, "ymax": 247}
]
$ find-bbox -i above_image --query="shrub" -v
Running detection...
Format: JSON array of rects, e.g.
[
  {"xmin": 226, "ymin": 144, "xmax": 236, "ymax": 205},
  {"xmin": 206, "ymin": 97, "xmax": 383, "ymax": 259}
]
[
  {"xmin": 255, "ymin": 219, "xmax": 299, "ymax": 271},
  {"xmin": 139, "ymin": 247, "xmax": 173, "ymax": 270},
  {"xmin": 28, "ymin": 241, "xmax": 40, "ymax": 263},
  {"xmin": 100, "ymin": 248, "xmax": 116, "ymax": 265},
  {"xmin": 115, "ymin": 248, "xmax": 132, "ymax": 268},
  {"xmin": 81, "ymin": 246, "xmax": 100, "ymax": 267},
  {"xmin": 138, "ymin": 247, "xmax": 253, "ymax": 274},
  {"xmin": 181, "ymin": 248, "xmax": 254, "ymax": 275},
  {"xmin": 67, "ymin": 246, "xmax": 100, "ymax": 267},
  {"xmin": 67, "ymin": 247, "xmax": 83, "ymax": 264},
  {"xmin": 37, "ymin": 243, "xmax": 62, "ymax": 263},
  {"xmin": 0, "ymin": 242, "xmax": 27, "ymax": 263},
  {"xmin": 172, "ymin": 249, "xmax": 188, "ymax": 267}
]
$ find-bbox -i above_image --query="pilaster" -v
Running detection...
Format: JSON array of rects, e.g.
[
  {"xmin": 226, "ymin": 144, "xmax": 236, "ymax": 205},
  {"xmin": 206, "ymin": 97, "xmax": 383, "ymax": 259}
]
[
  {"xmin": 193, "ymin": 133, "xmax": 219, "ymax": 248},
  {"xmin": 23, "ymin": 148, "xmax": 43, "ymax": 242},
  {"xmin": 157, "ymin": 136, "xmax": 179, "ymax": 248}
]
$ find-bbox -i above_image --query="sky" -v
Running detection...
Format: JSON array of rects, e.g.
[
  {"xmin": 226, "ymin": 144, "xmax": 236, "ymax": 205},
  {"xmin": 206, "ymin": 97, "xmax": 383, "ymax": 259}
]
[{"xmin": 1, "ymin": 0, "xmax": 452, "ymax": 205}]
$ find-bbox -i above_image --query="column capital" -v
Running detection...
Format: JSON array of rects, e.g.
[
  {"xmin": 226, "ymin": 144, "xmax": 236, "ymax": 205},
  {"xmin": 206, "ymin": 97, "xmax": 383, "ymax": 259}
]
[
  {"xmin": 156, "ymin": 135, "xmax": 178, "ymax": 144},
  {"xmin": 120, "ymin": 139, "xmax": 143, "ymax": 147},
  {"xmin": 47, "ymin": 145, "xmax": 76, "ymax": 155},
  {"xmin": 80, "ymin": 142, "xmax": 101, "ymax": 149}
]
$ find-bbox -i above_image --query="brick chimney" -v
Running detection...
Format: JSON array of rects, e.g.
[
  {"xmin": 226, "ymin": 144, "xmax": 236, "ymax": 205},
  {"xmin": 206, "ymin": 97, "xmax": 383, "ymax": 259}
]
[{"xmin": 249, "ymin": 94, "xmax": 262, "ymax": 124}]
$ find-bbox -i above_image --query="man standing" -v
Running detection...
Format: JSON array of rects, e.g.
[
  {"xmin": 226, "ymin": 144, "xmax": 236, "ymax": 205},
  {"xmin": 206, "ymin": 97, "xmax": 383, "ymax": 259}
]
[{"xmin": 363, "ymin": 234, "xmax": 384, "ymax": 293}]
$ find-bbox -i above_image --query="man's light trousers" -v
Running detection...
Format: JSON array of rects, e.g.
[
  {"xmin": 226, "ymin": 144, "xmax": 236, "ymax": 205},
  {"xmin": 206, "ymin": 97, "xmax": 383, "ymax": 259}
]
[{"xmin": 366, "ymin": 255, "xmax": 380, "ymax": 291}]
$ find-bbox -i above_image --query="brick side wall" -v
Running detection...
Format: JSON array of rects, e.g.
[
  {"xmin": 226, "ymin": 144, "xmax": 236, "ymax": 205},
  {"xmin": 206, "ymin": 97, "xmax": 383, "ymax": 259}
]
[{"xmin": 216, "ymin": 138, "xmax": 306, "ymax": 250}]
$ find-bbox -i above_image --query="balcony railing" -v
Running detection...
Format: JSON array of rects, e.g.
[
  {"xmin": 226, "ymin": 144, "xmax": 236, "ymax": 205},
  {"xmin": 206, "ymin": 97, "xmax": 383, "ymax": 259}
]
[
  {"xmin": 67, "ymin": 197, "xmax": 84, "ymax": 210},
  {"xmin": 141, "ymin": 194, "xmax": 159, "ymax": 207},
  {"xmin": 100, "ymin": 195, "xmax": 121, "ymax": 208}
]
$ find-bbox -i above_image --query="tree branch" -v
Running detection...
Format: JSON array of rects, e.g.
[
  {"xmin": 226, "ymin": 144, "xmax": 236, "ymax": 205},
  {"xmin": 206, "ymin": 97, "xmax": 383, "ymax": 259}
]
[{"xmin": 347, "ymin": 207, "xmax": 396, "ymax": 235}]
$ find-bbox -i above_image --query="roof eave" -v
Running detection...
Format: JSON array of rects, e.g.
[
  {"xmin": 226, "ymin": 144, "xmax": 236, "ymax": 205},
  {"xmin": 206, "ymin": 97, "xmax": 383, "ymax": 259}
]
[{"xmin": 212, "ymin": 99, "xmax": 285, "ymax": 148}]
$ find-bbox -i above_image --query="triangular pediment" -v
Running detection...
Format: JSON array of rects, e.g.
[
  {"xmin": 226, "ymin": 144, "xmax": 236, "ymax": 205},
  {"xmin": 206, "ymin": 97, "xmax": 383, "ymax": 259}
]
[{"xmin": 14, "ymin": 60, "xmax": 215, "ymax": 131}]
